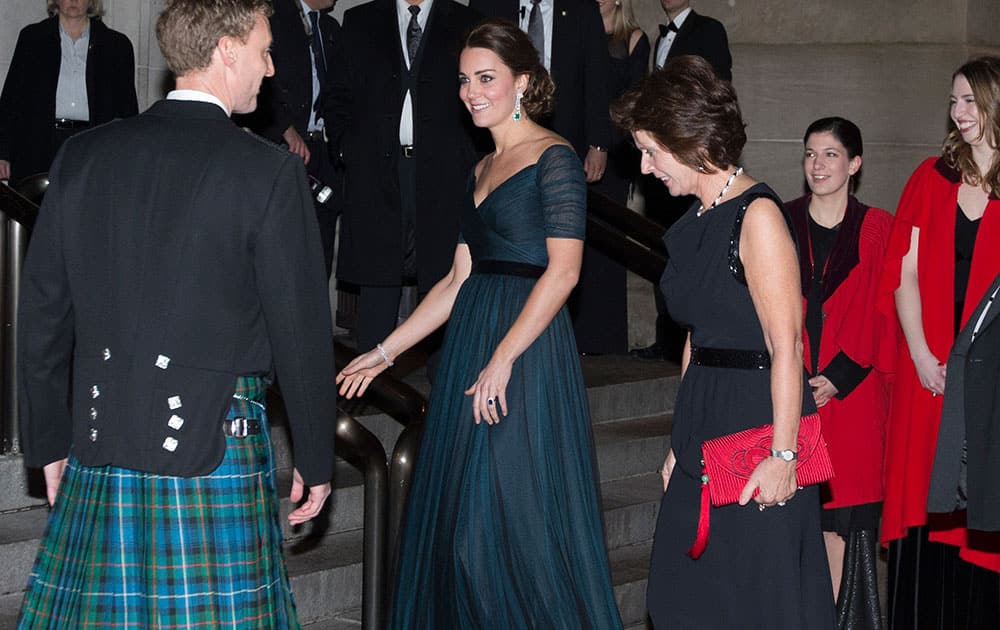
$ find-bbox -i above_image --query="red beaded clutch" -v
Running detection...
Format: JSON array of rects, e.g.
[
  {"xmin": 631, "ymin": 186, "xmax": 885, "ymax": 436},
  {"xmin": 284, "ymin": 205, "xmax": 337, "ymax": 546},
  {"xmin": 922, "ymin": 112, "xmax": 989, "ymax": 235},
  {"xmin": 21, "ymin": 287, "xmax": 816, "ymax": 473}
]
[{"xmin": 687, "ymin": 413, "xmax": 833, "ymax": 559}]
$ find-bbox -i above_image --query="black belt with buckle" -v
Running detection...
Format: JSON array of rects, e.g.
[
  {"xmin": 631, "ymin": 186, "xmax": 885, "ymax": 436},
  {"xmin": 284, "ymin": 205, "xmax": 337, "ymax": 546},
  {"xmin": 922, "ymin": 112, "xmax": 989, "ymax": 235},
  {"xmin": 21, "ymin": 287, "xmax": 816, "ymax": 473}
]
[
  {"xmin": 54, "ymin": 118, "xmax": 91, "ymax": 130},
  {"xmin": 305, "ymin": 130, "xmax": 325, "ymax": 142},
  {"xmin": 223, "ymin": 416, "xmax": 262, "ymax": 438},
  {"xmin": 401, "ymin": 144, "xmax": 415, "ymax": 158}
]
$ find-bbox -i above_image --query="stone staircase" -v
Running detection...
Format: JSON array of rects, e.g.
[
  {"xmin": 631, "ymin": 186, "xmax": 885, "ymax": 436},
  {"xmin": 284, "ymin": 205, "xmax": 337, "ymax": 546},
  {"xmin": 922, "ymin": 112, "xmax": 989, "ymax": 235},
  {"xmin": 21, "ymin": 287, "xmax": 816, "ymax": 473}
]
[{"xmin": 0, "ymin": 355, "xmax": 679, "ymax": 629}]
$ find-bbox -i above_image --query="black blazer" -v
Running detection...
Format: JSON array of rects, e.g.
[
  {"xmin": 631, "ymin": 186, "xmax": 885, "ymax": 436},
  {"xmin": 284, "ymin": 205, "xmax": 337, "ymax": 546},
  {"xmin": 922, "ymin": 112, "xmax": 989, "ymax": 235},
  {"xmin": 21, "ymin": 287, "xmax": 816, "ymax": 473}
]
[
  {"xmin": 0, "ymin": 16, "xmax": 138, "ymax": 182},
  {"xmin": 655, "ymin": 10, "xmax": 732, "ymax": 81},
  {"xmin": 18, "ymin": 100, "xmax": 337, "ymax": 485},
  {"xmin": 469, "ymin": 0, "xmax": 612, "ymax": 154},
  {"xmin": 238, "ymin": 0, "xmax": 342, "ymax": 147},
  {"xmin": 329, "ymin": 0, "xmax": 482, "ymax": 291},
  {"xmin": 929, "ymin": 272, "xmax": 1000, "ymax": 531}
]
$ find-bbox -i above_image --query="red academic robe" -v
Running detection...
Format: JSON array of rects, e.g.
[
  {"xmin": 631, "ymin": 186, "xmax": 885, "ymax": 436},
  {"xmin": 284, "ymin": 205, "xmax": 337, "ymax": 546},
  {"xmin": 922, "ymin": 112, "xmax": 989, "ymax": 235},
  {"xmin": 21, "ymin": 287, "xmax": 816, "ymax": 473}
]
[
  {"xmin": 878, "ymin": 157, "xmax": 1000, "ymax": 572},
  {"xmin": 787, "ymin": 195, "xmax": 895, "ymax": 509}
]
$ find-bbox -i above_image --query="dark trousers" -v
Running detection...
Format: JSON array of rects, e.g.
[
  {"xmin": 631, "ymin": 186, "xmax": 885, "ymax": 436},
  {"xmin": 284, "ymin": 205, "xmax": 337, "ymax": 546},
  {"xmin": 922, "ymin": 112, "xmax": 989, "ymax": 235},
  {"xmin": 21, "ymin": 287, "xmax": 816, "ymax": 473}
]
[
  {"xmin": 887, "ymin": 525, "xmax": 1000, "ymax": 629},
  {"xmin": 305, "ymin": 135, "xmax": 339, "ymax": 278},
  {"xmin": 354, "ymin": 151, "xmax": 416, "ymax": 352}
]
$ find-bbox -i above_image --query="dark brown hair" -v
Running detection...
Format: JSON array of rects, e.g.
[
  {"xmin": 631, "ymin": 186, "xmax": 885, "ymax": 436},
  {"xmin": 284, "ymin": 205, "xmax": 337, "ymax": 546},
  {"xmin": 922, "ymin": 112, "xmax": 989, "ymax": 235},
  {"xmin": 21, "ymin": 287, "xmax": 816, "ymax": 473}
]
[
  {"xmin": 611, "ymin": 55, "xmax": 746, "ymax": 172},
  {"xmin": 464, "ymin": 19, "xmax": 555, "ymax": 119},
  {"xmin": 943, "ymin": 55, "xmax": 1000, "ymax": 196},
  {"xmin": 156, "ymin": 0, "xmax": 272, "ymax": 76}
]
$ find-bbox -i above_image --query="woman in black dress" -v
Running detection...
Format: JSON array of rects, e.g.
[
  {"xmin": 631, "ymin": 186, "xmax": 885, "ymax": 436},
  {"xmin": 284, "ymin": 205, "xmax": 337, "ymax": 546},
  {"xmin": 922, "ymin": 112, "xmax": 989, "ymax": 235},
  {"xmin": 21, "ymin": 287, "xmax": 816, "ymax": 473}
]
[{"xmin": 612, "ymin": 55, "xmax": 835, "ymax": 628}]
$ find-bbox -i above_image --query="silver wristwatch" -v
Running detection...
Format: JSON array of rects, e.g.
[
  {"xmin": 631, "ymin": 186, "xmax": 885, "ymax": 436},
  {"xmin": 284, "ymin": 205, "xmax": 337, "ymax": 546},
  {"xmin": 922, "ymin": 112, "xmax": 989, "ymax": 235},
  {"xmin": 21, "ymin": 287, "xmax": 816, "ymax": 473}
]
[{"xmin": 770, "ymin": 448, "xmax": 797, "ymax": 462}]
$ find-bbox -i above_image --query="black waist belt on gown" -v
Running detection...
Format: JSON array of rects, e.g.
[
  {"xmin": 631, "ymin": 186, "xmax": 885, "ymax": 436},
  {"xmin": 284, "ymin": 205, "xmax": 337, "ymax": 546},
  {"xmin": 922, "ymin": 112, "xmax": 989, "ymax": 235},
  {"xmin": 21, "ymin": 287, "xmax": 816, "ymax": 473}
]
[
  {"xmin": 471, "ymin": 260, "xmax": 545, "ymax": 279},
  {"xmin": 689, "ymin": 345, "xmax": 771, "ymax": 370}
]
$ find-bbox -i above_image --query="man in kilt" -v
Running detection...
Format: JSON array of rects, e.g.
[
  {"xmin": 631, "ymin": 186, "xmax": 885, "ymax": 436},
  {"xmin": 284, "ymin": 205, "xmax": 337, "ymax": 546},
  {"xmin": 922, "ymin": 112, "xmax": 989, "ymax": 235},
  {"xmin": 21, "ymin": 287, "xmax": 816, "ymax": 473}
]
[{"xmin": 16, "ymin": 0, "xmax": 337, "ymax": 627}]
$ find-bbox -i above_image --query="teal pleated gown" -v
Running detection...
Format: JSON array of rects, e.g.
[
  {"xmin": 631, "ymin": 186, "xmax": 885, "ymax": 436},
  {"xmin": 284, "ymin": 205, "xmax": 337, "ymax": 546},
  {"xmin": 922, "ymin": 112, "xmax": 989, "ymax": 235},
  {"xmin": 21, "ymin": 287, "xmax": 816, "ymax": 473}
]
[{"xmin": 389, "ymin": 145, "xmax": 623, "ymax": 629}]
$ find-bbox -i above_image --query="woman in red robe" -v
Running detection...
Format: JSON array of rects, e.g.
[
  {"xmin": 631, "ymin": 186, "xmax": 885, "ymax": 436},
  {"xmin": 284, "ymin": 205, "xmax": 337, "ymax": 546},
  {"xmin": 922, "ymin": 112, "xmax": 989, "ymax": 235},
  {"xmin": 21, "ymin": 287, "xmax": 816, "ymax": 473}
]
[
  {"xmin": 786, "ymin": 117, "xmax": 894, "ymax": 629},
  {"xmin": 879, "ymin": 56, "xmax": 1000, "ymax": 628}
]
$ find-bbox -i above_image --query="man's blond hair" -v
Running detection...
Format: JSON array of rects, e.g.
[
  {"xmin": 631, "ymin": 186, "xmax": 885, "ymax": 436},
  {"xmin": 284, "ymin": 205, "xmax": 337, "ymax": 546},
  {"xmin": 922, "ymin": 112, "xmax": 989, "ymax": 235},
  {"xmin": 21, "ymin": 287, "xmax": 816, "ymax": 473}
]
[{"xmin": 156, "ymin": 0, "xmax": 273, "ymax": 76}]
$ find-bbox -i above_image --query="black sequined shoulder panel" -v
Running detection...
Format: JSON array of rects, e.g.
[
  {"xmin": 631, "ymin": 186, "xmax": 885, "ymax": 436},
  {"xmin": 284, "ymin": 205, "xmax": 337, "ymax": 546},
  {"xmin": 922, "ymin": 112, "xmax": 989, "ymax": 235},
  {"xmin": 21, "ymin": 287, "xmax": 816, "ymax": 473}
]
[{"xmin": 728, "ymin": 191, "xmax": 789, "ymax": 285}]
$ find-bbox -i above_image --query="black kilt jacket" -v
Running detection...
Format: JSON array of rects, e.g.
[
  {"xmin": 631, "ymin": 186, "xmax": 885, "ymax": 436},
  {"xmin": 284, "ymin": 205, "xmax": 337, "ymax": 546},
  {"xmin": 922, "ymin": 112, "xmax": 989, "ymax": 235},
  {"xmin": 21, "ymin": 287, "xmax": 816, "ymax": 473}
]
[{"xmin": 17, "ymin": 100, "xmax": 337, "ymax": 485}]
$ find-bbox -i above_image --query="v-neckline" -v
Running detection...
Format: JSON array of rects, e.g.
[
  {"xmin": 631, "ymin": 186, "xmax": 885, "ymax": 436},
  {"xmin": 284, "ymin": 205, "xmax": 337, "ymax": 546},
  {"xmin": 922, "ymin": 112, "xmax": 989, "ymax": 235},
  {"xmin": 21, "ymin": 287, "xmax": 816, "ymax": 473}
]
[{"xmin": 473, "ymin": 163, "xmax": 538, "ymax": 210}]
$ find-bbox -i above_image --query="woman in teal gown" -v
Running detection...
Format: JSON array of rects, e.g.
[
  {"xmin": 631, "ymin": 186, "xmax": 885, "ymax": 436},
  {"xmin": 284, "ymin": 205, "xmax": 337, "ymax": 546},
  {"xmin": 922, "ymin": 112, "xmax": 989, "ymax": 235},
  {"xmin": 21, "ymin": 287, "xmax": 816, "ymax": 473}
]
[{"xmin": 336, "ymin": 19, "xmax": 623, "ymax": 630}]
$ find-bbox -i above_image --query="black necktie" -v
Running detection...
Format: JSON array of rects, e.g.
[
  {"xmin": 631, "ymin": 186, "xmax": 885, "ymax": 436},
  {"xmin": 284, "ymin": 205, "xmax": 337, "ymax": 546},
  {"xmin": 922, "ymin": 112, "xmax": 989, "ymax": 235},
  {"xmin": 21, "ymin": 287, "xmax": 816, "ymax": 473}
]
[
  {"xmin": 407, "ymin": 5, "xmax": 422, "ymax": 64},
  {"xmin": 659, "ymin": 21, "xmax": 679, "ymax": 38},
  {"xmin": 309, "ymin": 11, "xmax": 327, "ymax": 80},
  {"xmin": 527, "ymin": 0, "xmax": 544, "ymax": 62}
]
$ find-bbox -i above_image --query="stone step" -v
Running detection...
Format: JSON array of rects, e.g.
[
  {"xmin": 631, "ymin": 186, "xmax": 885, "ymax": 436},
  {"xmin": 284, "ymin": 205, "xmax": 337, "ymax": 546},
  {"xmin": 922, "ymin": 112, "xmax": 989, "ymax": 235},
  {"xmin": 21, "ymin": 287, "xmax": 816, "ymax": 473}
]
[
  {"xmin": 296, "ymin": 540, "xmax": 659, "ymax": 629},
  {"xmin": 286, "ymin": 529, "xmax": 363, "ymax": 625},
  {"xmin": 595, "ymin": 414, "xmax": 672, "ymax": 482},
  {"xmin": 602, "ymin": 472, "xmax": 662, "ymax": 551},
  {"xmin": 611, "ymin": 541, "xmax": 655, "ymax": 628}
]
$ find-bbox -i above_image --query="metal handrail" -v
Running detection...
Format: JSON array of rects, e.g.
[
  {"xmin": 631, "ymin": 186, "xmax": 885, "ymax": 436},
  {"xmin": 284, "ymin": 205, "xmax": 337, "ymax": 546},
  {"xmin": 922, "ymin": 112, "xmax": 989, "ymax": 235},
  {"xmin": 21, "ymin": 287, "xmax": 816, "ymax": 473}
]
[
  {"xmin": 585, "ymin": 190, "xmax": 668, "ymax": 283},
  {"xmin": 333, "ymin": 340, "xmax": 427, "ymax": 586},
  {"xmin": 332, "ymin": 411, "xmax": 388, "ymax": 630},
  {"xmin": 0, "ymin": 183, "xmax": 40, "ymax": 454},
  {"xmin": 587, "ymin": 189, "xmax": 666, "ymax": 251}
]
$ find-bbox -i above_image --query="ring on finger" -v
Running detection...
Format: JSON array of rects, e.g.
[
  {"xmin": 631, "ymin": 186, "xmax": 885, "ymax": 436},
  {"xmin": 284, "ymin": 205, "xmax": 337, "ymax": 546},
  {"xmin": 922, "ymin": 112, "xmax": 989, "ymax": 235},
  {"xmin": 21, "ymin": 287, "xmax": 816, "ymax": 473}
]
[
  {"xmin": 777, "ymin": 501, "xmax": 786, "ymax": 507},
  {"xmin": 758, "ymin": 504, "xmax": 766, "ymax": 512},
  {"xmin": 487, "ymin": 397, "xmax": 495, "ymax": 406}
]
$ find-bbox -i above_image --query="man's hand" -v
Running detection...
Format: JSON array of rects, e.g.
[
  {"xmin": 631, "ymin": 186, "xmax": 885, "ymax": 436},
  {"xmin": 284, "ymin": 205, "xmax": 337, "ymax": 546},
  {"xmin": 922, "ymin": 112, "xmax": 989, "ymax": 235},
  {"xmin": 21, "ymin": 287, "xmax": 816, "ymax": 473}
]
[
  {"xmin": 43, "ymin": 458, "xmax": 68, "ymax": 506},
  {"xmin": 283, "ymin": 126, "xmax": 311, "ymax": 164},
  {"xmin": 288, "ymin": 467, "xmax": 331, "ymax": 526},
  {"xmin": 583, "ymin": 147, "xmax": 607, "ymax": 183},
  {"xmin": 0, "ymin": 160, "xmax": 11, "ymax": 181}
]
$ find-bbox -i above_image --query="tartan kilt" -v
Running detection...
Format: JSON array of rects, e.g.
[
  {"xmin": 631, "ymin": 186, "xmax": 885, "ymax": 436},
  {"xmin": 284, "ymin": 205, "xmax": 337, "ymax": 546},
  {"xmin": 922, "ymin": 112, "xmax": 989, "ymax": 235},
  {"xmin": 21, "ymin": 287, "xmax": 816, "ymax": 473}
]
[{"xmin": 18, "ymin": 377, "xmax": 300, "ymax": 629}]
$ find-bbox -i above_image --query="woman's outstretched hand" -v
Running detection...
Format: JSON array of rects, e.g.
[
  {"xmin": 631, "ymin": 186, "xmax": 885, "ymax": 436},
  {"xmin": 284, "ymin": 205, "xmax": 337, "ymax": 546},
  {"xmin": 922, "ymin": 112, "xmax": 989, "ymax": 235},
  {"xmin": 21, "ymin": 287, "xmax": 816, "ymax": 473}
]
[
  {"xmin": 336, "ymin": 348, "xmax": 390, "ymax": 398},
  {"xmin": 465, "ymin": 355, "xmax": 513, "ymax": 425}
]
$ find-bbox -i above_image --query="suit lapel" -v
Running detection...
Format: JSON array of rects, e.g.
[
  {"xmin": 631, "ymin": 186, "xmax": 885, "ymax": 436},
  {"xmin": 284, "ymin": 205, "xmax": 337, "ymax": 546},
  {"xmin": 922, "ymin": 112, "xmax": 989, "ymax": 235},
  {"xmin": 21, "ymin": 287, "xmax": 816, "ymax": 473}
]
[
  {"xmin": 376, "ymin": 0, "xmax": 405, "ymax": 76},
  {"xmin": 668, "ymin": 10, "xmax": 698, "ymax": 58}
]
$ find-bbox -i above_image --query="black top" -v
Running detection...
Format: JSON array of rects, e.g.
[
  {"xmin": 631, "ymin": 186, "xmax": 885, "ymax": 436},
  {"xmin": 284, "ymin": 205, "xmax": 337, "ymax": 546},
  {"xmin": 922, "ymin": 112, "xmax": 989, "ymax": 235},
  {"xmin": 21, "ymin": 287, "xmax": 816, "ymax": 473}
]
[
  {"xmin": 955, "ymin": 204, "xmax": 982, "ymax": 335},
  {"xmin": 804, "ymin": 216, "xmax": 871, "ymax": 397}
]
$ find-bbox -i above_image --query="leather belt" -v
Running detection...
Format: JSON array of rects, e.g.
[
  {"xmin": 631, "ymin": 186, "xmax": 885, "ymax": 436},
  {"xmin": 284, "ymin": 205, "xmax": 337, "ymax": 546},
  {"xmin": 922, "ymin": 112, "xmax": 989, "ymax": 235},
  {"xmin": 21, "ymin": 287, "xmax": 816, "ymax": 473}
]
[
  {"xmin": 54, "ymin": 118, "xmax": 91, "ymax": 130},
  {"xmin": 689, "ymin": 345, "xmax": 771, "ymax": 370},
  {"xmin": 223, "ymin": 416, "xmax": 262, "ymax": 438},
  {"xmin": 401, "ymin": 144, "xmax": 415, "ymax": 158},
  {"xmin": 305, "ymin": 129, "xmax": 326, "ymax": 142}
]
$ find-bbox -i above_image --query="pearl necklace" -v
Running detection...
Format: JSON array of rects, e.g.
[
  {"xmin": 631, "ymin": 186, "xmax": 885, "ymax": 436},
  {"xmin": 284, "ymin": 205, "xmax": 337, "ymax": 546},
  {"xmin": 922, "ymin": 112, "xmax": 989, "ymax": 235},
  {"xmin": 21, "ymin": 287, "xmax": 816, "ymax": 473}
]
[{"xmin": 697, "ymin": 167, "xmax": 743, "ymax": 217}]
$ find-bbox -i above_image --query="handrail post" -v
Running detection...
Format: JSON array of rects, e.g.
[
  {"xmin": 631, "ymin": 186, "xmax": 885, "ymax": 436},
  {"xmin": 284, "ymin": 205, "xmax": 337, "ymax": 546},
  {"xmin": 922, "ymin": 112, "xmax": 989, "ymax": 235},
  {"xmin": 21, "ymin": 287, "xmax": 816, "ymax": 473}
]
[
  {"xmin": 334, "ymin": 412, "xmax": 388, "ymax": 630},
  {"xmin": 0, "ymin": 208, "xmax": 10, "ymax": 453},
  {"xmin": 386, "ymin": 420, "xmax": 424, "ymax": 577}
]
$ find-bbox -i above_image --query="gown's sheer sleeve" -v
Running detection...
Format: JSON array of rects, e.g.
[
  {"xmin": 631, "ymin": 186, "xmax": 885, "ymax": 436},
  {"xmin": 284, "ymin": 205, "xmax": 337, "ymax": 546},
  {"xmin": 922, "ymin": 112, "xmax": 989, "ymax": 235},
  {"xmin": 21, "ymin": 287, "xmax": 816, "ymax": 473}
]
[{"xmin": 536, "ymin": 144, "xmax": 587, "ymax": 240}]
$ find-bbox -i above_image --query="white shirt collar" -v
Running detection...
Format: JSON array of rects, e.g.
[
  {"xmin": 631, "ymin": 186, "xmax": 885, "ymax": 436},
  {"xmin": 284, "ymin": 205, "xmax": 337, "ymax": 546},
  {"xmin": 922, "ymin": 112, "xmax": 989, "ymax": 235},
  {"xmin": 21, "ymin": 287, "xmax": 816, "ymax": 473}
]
[
  {"xmin": 397, "ymin": 0, "xmax": 434, "ymax": 26},
  {"xmin": 166, "ymin": 89, "xmax": 230, "ymax": 116},
  {"xmin": 671, "ymin": 7, "xmax": 692, "ymax": 29}
]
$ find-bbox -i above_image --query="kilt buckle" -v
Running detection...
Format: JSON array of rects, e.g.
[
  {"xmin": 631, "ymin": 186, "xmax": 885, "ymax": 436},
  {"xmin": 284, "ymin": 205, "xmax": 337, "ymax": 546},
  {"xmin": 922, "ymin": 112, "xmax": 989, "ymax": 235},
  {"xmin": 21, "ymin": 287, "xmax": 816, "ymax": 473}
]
[{"xmin": 224, "ymin": 416, "xmax": 261, "ymax": 438}]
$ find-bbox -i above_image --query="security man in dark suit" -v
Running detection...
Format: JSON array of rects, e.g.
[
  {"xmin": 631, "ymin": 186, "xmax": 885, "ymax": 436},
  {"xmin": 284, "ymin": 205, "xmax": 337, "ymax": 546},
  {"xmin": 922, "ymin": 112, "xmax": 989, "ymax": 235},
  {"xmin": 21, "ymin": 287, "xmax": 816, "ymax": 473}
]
[
  {"xmin": 653, "ymin": 0, "xmax": 732, "ymax": 79},
  {"xmin": 329, "ymin": 0, "xmax": 481, "ymax": 353},
  {"xmin": 238, "ymin": 0, "xmax": 343, "ymax": 276},
  {"xmin": 18, "ymin": 0, "xmax": 335, "ymax": 624}
]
